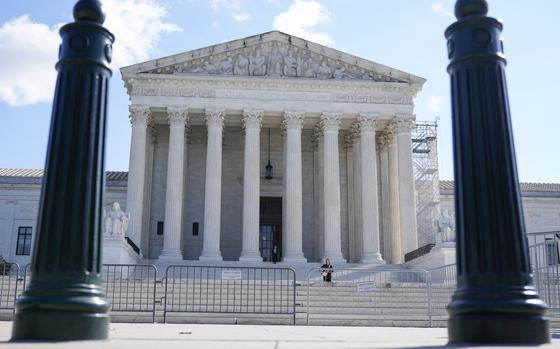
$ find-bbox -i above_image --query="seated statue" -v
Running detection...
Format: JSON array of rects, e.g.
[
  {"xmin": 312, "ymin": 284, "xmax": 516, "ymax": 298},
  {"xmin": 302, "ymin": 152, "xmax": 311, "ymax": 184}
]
[
  {"xmin": 104, "ymin": 202, "xmax": 129, "ymax": 237},
  {"xmin": 437, "ymin": 210, "xmax": 456, "ymax": 244}
]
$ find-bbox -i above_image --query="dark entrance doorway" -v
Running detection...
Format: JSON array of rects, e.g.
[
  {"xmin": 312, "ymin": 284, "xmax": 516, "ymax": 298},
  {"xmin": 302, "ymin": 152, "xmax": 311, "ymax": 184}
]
[{"xmin": 259, "ymin": 197, "xmax": 282, "ymax": 262}]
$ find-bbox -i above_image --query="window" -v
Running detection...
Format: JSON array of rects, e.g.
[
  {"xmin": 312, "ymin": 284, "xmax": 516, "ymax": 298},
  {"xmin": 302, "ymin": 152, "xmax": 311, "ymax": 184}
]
[
  {"xmin": 192, "ymin": 222, "xmax": 199, "ymax": 236},
  {"xmin": 157, "ymin": 221, "xmax": 164, "ymax": 235},
  {"xmin": 16, "ymin": 227, "xmax": 32, "ymax": 255}
]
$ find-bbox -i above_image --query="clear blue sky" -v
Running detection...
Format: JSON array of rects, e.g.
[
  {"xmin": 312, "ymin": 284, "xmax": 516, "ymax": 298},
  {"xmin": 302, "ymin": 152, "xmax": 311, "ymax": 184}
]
[{"xmin": 1, "ymin": 0, "xmax": 559, "ymax": 183}]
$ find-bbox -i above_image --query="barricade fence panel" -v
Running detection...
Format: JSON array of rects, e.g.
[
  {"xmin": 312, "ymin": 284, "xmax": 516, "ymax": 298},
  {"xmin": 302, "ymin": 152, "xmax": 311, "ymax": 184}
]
[
  {"xmin": 305, "ymin": 268, "xmax": 432, "ymax": 326},
  {"xmin": 19, "ymin": 263, "xmax": 157, "ymax": 322},
  {"xmin": 530, "ymin": 239, "xmax": 560, "ymax": 318},
  {"xmin": 0, "ymin": 262, "xmax": 19, "ymax": 313},
  {"xmin": 163, "ymin": 265, "xmax": 296, "ymax": 324},
  {"xmin": 102, "ymin": 264, "xmax": 158, "ymax": 322},
  {"xmin": 428, "ymin": 264, "xmax": 456, "ymax": 316}
]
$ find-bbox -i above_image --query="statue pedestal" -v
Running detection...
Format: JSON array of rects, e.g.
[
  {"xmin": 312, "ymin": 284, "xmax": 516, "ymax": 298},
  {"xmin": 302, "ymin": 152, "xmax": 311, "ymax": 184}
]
[
  {"xmin": 405, "ymin": 242, "xmax": 456, "ymax": 271},
  {"xmin": 102, "ymin": 235, "xmax": 141, "ymax": 265}
]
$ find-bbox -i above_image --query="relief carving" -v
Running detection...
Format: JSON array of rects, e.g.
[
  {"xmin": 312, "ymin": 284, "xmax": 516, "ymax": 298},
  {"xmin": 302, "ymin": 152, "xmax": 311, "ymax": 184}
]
[{"xmin": 145, "ymin": 42, "xmax": 404, "ymax": 82}]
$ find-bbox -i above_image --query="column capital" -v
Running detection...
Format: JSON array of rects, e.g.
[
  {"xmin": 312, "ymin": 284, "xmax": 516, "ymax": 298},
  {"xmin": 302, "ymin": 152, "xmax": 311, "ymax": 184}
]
[
  {"xmin": 343, "ymin": 132, "xmax": 354, "ymax": 150},
  {"xmin": 358, "ymin": 113, "xmax": 379, "ymax": 133},
  {"xmin": 166, "ymin": 107, "xmax": 188, "ymax": 126},
  {"xmin": 350, "ymin": 122, "xmax": 361, "ymax": 144},
  {"xmin": 205, "ymin": 108, "xmax": 225, "ymax": 129},
  {"xmin": 149, "ymin": 126, "xmax": 158, "ymax": 144},
  {"xmin": 376, "ymin": 131, "xmax": 390, "ymax": 151},
  {"xmin": 242, "ymin": 109, "xmax": 263, "ymax": 130},
  {"xmin": 129, "ymin": 105, "xmax": 152, "ymax": 126},
  {"xmin": 282, "ymin": 111, "xmax": 305, "ymax": 130},
  {"xmin": 394, "ymin": 117, "xmax": 416, "ymax": 133},
  {"xmin": 319, "ymin": 112, "xmax": 341, "ymax": 132}
]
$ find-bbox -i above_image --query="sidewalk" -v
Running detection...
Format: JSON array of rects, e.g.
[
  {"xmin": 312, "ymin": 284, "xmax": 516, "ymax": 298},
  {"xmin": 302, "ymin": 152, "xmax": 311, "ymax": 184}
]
[{"xmin": 0, "ymin": 322, "xmax": 558, "ymax": 348}]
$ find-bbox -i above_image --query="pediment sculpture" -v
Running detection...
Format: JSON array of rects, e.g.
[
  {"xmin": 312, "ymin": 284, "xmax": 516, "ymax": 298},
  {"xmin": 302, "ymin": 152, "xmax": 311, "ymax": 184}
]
[{"xmin": 143, "ymin": 42, "xmax": 404, "ymax": 83}]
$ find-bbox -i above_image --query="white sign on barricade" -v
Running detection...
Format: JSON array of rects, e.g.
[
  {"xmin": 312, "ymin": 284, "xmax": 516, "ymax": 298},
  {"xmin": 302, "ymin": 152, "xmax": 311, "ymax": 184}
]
[
  {"xmin": 221, "ymin": 270, "xmax": 242, "ymax": 280},
  {"xmin": 356, "ymin": 282, "xmax": 377, "ymax": 292}
]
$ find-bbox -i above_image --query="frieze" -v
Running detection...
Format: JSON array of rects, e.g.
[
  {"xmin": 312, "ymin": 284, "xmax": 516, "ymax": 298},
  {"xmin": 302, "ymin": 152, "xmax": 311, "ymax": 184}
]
[
  {"xmin": 129, "ymin": 81, "xmax": 413, "ymax": 106},
  {"xmin": 142, "ymin": 42, "xmax": 406, "ymax": 83}
]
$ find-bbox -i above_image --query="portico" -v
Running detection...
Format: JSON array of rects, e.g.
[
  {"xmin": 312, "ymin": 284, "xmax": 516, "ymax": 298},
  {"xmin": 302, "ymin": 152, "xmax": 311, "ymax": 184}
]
[{"xmin": 121, "ymin": 31, "xmax": 425, "ymax": 263}]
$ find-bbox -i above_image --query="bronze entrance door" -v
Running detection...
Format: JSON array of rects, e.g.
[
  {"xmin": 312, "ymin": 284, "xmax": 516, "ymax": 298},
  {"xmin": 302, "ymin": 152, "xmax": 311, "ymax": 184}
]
[{"xmin": 259, "ymin": 197, "xmax": 282, "ymax": 262}]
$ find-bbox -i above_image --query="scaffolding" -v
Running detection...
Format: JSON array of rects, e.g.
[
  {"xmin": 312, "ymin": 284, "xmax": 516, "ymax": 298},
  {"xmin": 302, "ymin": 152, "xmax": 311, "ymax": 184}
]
[{"xmin": 412, "ymin": 121, "xmax": 440, "ymax": 246}]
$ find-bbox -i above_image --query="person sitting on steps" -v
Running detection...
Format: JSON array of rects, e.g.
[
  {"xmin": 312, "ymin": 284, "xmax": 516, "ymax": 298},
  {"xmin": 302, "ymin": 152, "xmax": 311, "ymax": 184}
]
[{"xmin": 320, "ymin": 258, "xmax": 333, "ymax": 286}]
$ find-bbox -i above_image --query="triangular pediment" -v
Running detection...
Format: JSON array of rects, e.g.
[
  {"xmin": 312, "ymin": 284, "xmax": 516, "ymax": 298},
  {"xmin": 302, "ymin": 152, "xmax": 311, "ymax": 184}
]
[{"xmin": 121, "ymin": 31, "xmax": 425, "ymax": 85}]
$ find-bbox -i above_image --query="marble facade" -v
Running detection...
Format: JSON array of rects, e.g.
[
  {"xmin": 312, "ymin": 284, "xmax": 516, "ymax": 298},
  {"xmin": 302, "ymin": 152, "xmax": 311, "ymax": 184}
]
[{"xmin": 119, "ymin": 31, "xmax": 424, "ymax": 264}]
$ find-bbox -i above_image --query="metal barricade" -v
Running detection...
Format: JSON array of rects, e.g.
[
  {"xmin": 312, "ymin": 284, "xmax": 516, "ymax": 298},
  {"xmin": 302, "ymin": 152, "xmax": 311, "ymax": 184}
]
[
  {"xmin": 102, "ymin": 264, "xmax": 158, "ymax": 322},
  {"xmin": 530, "ymin": 241, "xmax": 560, "ymax": 318},
  {"xmin": 163, "ymin": 265, "xmax": 296, "ymax": 324},
  {"xmin": 21, "ymin": 263, "xmax": 31, "ymax": 293},
  {"xmin": 305, "ymin": 268, "xmax": 431, "ymax": 326},
  {"xmin": 21, "ymin": 263, "xmax": 157, "ymax": 322},
  {"xmin": 427, "ymin": 264, "xmax": 456, "ymax": 317},
  {"xmin": 0, "ymin": 262, "xmax": 19, "ymax": 315}
]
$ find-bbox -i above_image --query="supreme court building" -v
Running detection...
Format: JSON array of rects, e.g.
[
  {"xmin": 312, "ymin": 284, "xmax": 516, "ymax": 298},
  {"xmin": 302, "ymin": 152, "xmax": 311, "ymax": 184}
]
[{"xmin": 119, "ymin": 31, "xmax": 425, "ymax": 264}]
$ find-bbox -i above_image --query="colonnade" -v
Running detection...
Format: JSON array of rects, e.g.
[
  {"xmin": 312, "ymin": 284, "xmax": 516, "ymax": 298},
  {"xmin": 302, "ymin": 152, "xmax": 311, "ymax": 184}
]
[{"xmin": 126, "ymin": 106, "xmax": 417, "ymax": 263}]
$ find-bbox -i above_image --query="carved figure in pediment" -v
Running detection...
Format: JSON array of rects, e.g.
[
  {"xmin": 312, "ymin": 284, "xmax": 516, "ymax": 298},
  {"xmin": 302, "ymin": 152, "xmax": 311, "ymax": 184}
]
[
  {"xmin": 250, "ymin": 49, "xmax": 266, "ymax": 76},
  {"xmin": 267, "ymin": 46, "xmax": 283, "ymax": 76},
  {"xmin": 334, "ymin": 66, "xmax": 350, "ymax": 79},
  {"xmin": 317, "ymin": 61, "xmax": 333, "ymax": 79},
  {"xmin": 303, "ymin": 59, "xmax": 318, "ymax": 78},
  {"xmin": 283, "ymin": 50, "xmax": 298, "ymax": 77},
  {"xmin": 234, "ymin": 54, "xmax": 249, "ymax": 75},
  {"xmin": 220, "ymin": 57, "xmax": 234, "ymax": 74},
  {"xmin": 203, "ymin": 60, "xmax": 222, "ymax": 74}
]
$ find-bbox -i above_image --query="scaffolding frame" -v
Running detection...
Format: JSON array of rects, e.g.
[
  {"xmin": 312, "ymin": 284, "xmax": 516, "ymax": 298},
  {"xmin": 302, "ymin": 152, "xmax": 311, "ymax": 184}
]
[{"xmin": 413, "ymin": 121, "xmax": 440, "ymax": 246}]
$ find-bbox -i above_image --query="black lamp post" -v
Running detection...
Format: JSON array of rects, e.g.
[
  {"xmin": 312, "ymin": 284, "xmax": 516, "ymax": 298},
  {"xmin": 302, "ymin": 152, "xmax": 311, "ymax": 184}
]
[
  {"xmin": 11, "ymin": 0, "xmax": 113, "ymax": 341},
  {"xmin": 446, "ymin": 0, "xmax": 549, "ymax": 343}
]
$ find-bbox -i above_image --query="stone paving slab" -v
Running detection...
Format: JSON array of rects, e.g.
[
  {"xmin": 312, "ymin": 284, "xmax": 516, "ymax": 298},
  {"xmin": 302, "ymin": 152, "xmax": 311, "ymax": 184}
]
[{"xmin": 0, "ymin": 321, "xmax": 559, "ymax": 348}]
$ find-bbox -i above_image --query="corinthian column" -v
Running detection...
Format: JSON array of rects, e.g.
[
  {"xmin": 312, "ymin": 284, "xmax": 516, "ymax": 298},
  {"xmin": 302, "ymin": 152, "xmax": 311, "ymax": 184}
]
[
  {"xmin": 282, "ymin": 111, "xmax": 307, "ymax": 262},
  {"xmin": 200, "ymin": 109, "xmax": 225, "ymax": 261},
  {"xmin": 126, "ymin": 105, "xmax": 151, "ymax": 252},
  {"xmin": 159, "ymin": 107, "xmax": 188, "ymax": 261},
  {"xmin": 358, "ymin": 114, "xmax": 383, "ymax": 263},
  {"xmin": 377, "ymin": 132, "xmax": 392, "ymax": 262},
  {"xmin": 239, "ymin": 110, "xmax": 263, "ymax": 262},
  {"xmin": 320, "ymin": 112, "xmax": 346, "ymax": 263},
  {"xmin": 395, "ymin": 117, "xmax": 418, "ymax": 254},
  {"xmin": 387, "ymin": 125, "xmax": 403, "ymax": 263}
]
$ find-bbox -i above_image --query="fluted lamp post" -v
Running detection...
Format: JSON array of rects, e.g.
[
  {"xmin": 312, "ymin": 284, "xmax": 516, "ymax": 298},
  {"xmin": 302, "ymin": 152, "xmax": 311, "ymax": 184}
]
[
  {"xmin": 11, "ymin": 0, "xmax": 114, "ymax": 341},
  {"xmin": 446, "ymin": 0, "xmax": 549, "ymax": 344}
]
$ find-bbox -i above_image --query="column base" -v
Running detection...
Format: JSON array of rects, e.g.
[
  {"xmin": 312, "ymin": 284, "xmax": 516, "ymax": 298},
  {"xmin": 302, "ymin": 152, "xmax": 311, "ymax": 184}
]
[
  {"xmin": 323, "ymin": 251, "xmax": 346, "ymax": 264},
  {"xmin": 282, "ymin": 253, "xmax": 307, "ymax": 263},
  {"xmin": 158, "ymin": 248, "xmax": 183, "ymax": 262},
  {"xmin": 239, "ymin": 250, "xmax": 262, "ymax": 262},
  {"xmin": 199, "ymin": 250, "xmax": 223, "ymax": 262},
  {"xmin": 448, "ymin": 314, "xmax": 549, "ymax": 344},
  {"xmin": 361, "ymin": 253, "xmax": 384, "ymax": 264}
]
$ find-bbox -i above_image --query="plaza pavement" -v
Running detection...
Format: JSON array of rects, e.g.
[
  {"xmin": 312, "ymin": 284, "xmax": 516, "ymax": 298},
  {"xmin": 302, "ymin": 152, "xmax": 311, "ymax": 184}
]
[{"xmin": 0, "ymin": 321, "xmax": 559, "ymax": 348}]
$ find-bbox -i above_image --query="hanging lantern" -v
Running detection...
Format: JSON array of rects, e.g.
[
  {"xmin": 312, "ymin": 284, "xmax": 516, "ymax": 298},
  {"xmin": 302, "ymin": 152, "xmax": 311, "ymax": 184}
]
[{"xmin": 265, "ymin": 128, "xmax": 273, "ymax": 179}]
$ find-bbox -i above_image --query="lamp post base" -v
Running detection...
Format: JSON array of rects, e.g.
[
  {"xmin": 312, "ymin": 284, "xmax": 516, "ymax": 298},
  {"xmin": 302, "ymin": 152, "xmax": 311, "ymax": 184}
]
[
  {"xmin": 12, "ymin": 309, "xmax": 109, "ymax": 341},
  {"xmin": 448, "ymin": 314, "xmax": 549, "ymax": 344}
]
